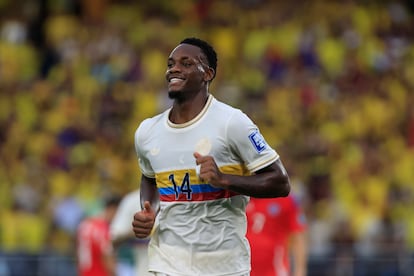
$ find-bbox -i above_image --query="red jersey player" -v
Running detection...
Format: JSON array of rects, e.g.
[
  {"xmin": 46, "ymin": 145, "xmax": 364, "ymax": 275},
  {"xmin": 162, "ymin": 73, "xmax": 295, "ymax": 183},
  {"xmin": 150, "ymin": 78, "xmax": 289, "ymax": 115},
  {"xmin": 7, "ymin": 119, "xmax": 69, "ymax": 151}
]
[
  {"xmin": 246, "ymin": 195, "xmax": 307, "ymax": 276},
  {"xmin": 77, "ymin": 195, "xmax": 121, "ymax": 276}
]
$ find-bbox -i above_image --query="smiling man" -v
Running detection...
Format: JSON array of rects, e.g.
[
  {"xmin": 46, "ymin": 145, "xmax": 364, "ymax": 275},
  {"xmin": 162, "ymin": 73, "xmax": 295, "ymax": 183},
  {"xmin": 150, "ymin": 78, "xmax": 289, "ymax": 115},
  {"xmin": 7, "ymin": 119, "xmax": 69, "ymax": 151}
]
[{"xmin": 132, "ymin": 37, "xmax": 291, "ymax": 276}]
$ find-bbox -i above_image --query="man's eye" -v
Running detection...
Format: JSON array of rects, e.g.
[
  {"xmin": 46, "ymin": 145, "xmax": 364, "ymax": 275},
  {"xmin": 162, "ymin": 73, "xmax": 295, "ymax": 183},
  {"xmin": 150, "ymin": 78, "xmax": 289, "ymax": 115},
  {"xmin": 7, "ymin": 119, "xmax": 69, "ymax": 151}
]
[{"xmin": 183, "ymin": 62, "xmax": 192, "ymax": 67}]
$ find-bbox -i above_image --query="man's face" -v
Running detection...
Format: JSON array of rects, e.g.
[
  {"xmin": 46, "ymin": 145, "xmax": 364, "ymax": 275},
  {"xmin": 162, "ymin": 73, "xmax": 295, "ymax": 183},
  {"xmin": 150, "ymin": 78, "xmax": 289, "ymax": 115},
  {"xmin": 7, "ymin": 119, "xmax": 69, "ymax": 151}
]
[{"xmin": 165, "ymin": 44, "xmax": 210, "ymax": 100}]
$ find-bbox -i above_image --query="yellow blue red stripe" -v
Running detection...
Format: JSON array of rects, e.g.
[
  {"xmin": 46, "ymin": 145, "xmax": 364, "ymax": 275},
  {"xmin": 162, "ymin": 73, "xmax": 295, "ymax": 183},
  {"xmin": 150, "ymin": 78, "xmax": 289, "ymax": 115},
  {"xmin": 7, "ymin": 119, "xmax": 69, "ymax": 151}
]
[{"xmin": 155, "ymin": 164, "xmax": 249, "ymax": 202}]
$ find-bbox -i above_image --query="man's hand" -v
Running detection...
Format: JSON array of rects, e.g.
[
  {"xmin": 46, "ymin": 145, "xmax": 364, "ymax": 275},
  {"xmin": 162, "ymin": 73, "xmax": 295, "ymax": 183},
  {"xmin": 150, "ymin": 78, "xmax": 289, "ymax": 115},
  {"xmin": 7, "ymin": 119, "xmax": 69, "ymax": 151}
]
[
  {"xmin": 132, "ymin": 201, "xmax": 156, "ymax": 239},
  {"xmin": 194, "ymin": 152, "xmax": 226, "ymax": 188}
]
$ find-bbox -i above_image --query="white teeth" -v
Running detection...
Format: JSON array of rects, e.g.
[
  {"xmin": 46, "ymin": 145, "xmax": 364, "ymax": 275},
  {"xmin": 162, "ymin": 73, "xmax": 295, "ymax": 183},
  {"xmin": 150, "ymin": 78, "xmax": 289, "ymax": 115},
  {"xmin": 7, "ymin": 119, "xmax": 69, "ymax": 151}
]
[{"xmin": 170, "ymin": 78, "xmax": 182, "ymax": 83}]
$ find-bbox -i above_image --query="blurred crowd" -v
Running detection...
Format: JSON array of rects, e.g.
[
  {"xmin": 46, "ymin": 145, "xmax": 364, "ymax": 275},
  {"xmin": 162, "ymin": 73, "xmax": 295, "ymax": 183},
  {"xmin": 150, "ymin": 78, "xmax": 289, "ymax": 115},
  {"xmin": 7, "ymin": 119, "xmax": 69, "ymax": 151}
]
[{"xmin": 1, "ymin": 0, "xmax": 414, "ymax": 275}]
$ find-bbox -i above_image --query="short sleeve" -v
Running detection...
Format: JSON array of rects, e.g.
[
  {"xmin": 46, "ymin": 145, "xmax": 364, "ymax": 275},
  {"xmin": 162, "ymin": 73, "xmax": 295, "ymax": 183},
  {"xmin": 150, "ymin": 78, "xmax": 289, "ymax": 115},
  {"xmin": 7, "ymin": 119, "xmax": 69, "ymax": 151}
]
[
  {"xmin": 226, "ymin": 110, "xmax": 279, "ymax": 172},
  {"xmin": 134, "ymin": 119, "xmax": 155, "ymax": 178}
]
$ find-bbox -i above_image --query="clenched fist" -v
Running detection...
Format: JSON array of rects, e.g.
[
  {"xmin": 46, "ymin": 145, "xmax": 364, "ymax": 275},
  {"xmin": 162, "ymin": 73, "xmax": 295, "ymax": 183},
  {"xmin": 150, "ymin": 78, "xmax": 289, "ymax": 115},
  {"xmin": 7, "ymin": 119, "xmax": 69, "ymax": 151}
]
[{"xmin": 194, "ymin": 152, "xmax": 225, "ymax": 188}]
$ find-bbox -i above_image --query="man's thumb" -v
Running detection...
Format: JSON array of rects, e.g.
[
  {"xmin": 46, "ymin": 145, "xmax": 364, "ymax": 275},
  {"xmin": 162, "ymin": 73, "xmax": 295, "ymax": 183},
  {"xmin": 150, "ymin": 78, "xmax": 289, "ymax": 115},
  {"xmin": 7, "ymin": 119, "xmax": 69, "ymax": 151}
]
[{"xmin": 143, "ymin": 201, "xmax": 152, "ymax": 213}]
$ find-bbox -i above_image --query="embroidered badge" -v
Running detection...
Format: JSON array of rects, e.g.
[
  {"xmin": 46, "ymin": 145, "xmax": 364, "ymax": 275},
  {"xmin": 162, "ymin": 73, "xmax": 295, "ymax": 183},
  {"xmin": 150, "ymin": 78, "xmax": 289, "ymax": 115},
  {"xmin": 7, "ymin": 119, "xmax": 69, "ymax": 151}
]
[{"xmin": 248, "ymin": 130, "xmax": 267, "ymax": 153}]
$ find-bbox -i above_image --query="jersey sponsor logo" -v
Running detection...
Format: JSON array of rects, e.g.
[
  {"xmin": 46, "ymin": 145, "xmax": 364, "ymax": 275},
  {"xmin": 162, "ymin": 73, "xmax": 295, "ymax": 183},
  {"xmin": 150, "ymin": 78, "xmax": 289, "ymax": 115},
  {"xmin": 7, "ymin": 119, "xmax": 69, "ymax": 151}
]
[{"xmin": 248, "ymin": 130, "xmax": 267, "ymax": 153}]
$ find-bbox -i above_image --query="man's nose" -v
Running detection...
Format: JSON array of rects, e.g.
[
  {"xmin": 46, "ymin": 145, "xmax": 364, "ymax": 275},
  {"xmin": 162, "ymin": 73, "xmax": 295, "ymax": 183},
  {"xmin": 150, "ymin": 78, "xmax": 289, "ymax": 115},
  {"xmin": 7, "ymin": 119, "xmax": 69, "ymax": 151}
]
[{"xmin": 167, "ymin": 64, "xmax": 181, "ymax": 73}]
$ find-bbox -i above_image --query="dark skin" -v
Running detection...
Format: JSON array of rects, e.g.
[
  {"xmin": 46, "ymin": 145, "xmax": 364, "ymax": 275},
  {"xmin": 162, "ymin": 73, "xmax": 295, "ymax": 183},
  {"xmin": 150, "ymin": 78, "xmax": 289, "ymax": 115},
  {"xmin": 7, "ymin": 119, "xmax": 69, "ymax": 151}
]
[{"xmin": 132, "ymin": 43, "xmax": 290, "ymax": 239}]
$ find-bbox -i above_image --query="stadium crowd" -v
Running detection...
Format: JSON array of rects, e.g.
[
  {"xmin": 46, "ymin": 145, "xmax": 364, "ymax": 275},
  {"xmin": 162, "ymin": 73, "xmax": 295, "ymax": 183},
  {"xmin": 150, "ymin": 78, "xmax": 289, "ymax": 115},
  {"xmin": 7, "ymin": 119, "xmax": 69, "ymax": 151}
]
[{"xmin": 0, "ymin": 0, "xmax": 414, "ymax": 275}]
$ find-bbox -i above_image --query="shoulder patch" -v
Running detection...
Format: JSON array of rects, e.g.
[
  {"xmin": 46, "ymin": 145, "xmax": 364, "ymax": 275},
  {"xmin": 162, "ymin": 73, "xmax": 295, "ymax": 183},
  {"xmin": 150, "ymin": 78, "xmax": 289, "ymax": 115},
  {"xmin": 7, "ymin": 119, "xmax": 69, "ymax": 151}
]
[{"xmin": 248, "ymin": 130, "xmax": 267, "ymax": 153}]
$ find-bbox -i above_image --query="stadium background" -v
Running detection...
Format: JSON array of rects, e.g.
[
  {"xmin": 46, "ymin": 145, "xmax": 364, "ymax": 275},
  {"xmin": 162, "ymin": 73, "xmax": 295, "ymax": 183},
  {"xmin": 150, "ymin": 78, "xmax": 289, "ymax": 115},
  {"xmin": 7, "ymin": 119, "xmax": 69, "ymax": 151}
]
[{"xmin": 1, "ymin": 0, "xmax": 414, "ymax": 275}]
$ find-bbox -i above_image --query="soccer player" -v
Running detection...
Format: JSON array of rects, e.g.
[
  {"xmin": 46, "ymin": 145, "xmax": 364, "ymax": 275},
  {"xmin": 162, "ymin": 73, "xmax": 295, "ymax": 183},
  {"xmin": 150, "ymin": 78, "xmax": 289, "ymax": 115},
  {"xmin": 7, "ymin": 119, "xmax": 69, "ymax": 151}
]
[
  {"xmin": 77, "ymin": 195, "xmax": 121, "ymax": 276},
  {"xmin": 246, "ymin": 195, "xmax": 307, "ymax": 276},
  {"xmin": 132, "ymin": 37, "xmax": 291, "ymax": 276}
]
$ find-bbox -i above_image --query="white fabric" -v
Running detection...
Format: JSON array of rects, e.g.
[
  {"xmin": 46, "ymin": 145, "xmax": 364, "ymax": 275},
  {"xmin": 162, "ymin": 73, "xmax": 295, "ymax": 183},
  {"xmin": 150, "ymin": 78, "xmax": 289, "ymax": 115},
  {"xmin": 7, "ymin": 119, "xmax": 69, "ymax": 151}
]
[{"xmin": 134, "ymin": 95, "xmax": 278, "ymax": 276}]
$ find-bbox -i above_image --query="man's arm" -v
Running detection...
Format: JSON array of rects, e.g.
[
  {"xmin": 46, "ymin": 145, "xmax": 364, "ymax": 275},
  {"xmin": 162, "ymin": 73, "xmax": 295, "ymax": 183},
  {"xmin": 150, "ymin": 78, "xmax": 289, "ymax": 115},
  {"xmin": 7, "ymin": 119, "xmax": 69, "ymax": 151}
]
[
  {"xmin": 290, "ymin": 231, "xmax": 308, "ymax": 276},
  {"xmin": 132, "ymin": 175, "xmax": 159, "ymax": 239},
  {"xmin": 140, "ymin": 175, "xmax": 159, "ymax": 212},
  {"xmin": 194, "ymin": 154, "xmax": 290, "ymax": 198},
  {"xmin": 102, "ymin": 251, "xmax": 117, "ymax": 276}
]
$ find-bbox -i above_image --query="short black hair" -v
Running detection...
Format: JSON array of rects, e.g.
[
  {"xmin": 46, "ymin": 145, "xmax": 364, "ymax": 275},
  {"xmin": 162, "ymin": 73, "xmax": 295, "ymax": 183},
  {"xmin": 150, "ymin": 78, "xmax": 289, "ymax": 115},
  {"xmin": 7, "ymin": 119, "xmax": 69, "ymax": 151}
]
[
  {"xmin": 180, "ymin": 37, "xmax": 217, "ymax": 79},
  {"xmin": 103, "ymin": 194, "xmax": 122, "ymax": 208}
]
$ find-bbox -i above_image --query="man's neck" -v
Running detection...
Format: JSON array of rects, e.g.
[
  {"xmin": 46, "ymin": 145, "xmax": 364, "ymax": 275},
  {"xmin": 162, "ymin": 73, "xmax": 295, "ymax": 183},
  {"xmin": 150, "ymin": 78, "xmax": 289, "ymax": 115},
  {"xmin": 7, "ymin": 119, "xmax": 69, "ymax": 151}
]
[{"xmin": 169, "ymin": 93, "xmax": 210, "ymax": 124}]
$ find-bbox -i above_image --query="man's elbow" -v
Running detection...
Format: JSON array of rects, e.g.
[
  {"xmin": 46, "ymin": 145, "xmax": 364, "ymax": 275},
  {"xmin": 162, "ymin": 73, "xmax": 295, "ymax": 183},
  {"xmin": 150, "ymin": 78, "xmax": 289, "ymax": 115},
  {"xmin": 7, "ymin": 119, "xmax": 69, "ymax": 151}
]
[
  {"xmin": 271, "ymin": 160, "xmax": 291, "ymax": 197},
  {"xmin": 281, "ymin": 179, "xmax": 291, "ymax": 197},
  {"xmin": 275, "ymin": 176, "xmax": 291, "ymax": 197}
]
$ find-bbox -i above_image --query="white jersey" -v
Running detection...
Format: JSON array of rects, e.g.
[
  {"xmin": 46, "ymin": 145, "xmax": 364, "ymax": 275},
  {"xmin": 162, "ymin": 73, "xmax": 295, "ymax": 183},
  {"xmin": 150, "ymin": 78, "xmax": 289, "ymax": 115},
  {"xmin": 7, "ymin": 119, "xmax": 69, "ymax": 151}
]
[{"xmin": 134, "ymin": 95, "xmax": 279, "ymax": 276}]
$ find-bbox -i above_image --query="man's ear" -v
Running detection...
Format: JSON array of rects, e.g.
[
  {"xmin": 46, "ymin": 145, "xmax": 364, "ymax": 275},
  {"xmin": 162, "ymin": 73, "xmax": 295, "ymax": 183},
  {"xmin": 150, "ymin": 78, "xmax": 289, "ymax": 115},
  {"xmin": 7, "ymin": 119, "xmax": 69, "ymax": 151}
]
[{"xmin": 204, "ymin": 67, "xmax": 215, "ymax": 82}]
